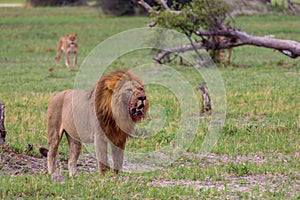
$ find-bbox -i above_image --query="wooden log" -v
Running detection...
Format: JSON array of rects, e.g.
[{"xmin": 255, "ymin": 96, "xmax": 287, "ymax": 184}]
[{"xmin": 0, "ymin": 103, "xmax": 7, "ymax": 145}]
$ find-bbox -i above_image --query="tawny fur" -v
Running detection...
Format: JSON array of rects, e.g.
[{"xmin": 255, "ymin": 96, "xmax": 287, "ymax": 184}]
[
  {"xmin": 56, "ymin": 33, "xmax": 78, "ymax": 68},
  {"xmin": 209, "ymin": 36, "xmax": 232, "ymax": 63},
  {"xmin": 47, "ymin": 70, "xmax": 148, "ymax": 177}
]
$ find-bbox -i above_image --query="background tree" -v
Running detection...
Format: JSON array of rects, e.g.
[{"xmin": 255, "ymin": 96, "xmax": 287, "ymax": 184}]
[
  {"xmin": 97, "ymin": 0, "xmax": 136, "ymax": 16},
  {"xmin": 139, "ymin": 0, "xmax": 300, "ymax": 63},
  {"xmin": 26, "ymin": 0, "xmax": 87, "ymax": 7}
]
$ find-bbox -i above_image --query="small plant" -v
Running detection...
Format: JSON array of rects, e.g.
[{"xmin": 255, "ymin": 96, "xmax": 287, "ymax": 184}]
[
  {"xmin": 227, "ymin": 162, "xmax": 251, "ymax": 176},
  {"xmin": 222, "ymin": 124, "xmax": 239, "ymax": 136}
]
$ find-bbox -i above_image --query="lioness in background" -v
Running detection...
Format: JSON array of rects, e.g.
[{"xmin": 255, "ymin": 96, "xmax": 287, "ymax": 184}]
[
  {"xmin": 209, "ymin": 36, "xmax": 232, "ymax": 63},
  {"xmin": 56, "ymin": 33, "xmax": 78, "ymax": 68}
]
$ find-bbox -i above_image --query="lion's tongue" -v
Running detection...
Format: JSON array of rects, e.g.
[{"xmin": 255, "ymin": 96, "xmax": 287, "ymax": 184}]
[
  {"xmin": 131, "ymin": 108, "xmax": 144, "ymax": 117},
  {"xmin": 137, "ymin": 110, "xmax": 144, "ymax": 115}
]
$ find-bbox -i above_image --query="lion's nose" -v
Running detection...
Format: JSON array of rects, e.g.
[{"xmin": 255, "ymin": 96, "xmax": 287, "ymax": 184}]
[
  {"xmin": 138, "ymin": 104, "xmax": 144, "ymax": 109},
  {"xmin": 137, "ymin": 95, "xmax": 146, "ymax": 101}
]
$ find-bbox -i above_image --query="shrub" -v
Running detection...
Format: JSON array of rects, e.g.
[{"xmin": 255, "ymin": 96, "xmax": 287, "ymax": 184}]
[{"xmin": 26, "ymin": 0, "xmax": 87, "ymax": 7}]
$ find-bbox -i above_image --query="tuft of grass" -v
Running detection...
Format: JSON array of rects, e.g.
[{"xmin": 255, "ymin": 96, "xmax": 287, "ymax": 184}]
[{"xmin": 227, "ymin": 162, "xmax": 252, "ymax": 176}]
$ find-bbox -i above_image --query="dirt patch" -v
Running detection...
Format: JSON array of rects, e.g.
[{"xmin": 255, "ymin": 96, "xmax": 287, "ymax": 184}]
[
  {"xmin": 0, "ymin": 147, "xmax": 97, "ymax": 176},
  {"xmin": 1, "ymin": 148, "xmax": 299, "ymax": 197},
  {"xmin": 184, "ymin": 151, "xmax": 300, "ymax": 168},
  {"xmin": 150, "ymin": 152, "xmax": 300, "ymax": 198},
  {"xmin": 0, "ymin": 148, "xmax": 47, "ymax": 176},
  {"xmin": 148, "ymin": 172, "xmax": 300, "ymax": 198},
  {"xmin": 0, "ymin": 3, "xmax": 23, "ymax": 7}
]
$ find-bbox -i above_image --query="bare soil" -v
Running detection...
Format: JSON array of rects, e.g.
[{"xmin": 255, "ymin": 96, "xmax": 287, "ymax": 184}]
[
  {"xmin": 0, "ymin": 3, "xmax": 23, "ymax": 7},
  {"xmin": 0, "ymin": 147, "xmax": 299, "ymax": 198}
]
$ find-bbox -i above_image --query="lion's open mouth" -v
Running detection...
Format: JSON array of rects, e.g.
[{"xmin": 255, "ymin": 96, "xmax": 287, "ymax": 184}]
[
  {"xmin": 131, "ymin": 108, "xmax": 145, "ymax": 117},
  {"xmin": 130, "ymin": 96, "xmax": 147, "ymax": 120},
  {"xmin": 131, "ymin": 103, "xmax": 145, "ymax": 116}
]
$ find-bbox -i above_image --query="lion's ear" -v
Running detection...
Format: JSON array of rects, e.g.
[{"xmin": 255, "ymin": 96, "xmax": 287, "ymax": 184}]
[{"xmin": 75, "ymin": 33, "xmax": 78, "ymax": 37}]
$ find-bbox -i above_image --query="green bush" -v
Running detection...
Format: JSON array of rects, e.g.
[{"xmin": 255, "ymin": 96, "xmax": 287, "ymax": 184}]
[
  {"xmin": 97, "ymin": 0, "xmax": 136, "ymax": 16},
  {"xmin": 26, "ymin": 0, "xmax": 87, "ymax": 7}
]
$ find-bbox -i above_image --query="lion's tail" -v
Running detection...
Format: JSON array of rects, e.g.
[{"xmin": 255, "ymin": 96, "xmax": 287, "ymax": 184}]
[{"xmin": 39, "ymin": 147, "xmax": 48, "ymax": 157}]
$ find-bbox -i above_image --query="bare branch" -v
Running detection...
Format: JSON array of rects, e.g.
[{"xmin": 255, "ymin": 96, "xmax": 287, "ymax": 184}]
[
  {"xmin": 155, "ymin": 28, "xmax": 300, "ymax": 63},
  {"xmin": 147, "ymin": 21, "xmax": 157, "ymax": 28},
  {"xmin": 196, "ymin": 29, "xmax": 300, "ymax": 58},
  {"xmin": 138, "ymin": 1, "xmax": 158, "ymax": 27},
  {"xmin": 154, "ymin": 43, "xmax": 204, "ymax": 63},
  {"xmin": 138, "ymin": 0, "xmax": 153, "ymax": 12},
  {"xmin": 160, "ymin": 0, "xmax": 181, "ymax": 14},
  {"xmin": 160, "ymin": 0, "xmax": 170, "ymax": 10},
  {"xmin": 138, "ymin": 0, "xmax": 181, "ymax": 14}
]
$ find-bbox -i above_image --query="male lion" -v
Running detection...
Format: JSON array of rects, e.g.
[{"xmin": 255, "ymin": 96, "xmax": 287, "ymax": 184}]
[
  {"xmin": 47, "ymin": 70, "xmax": 148, "ymax": 176},
  {"xmin": 55, "ymin": 33, "xmax": 78, "ymax": 68}
]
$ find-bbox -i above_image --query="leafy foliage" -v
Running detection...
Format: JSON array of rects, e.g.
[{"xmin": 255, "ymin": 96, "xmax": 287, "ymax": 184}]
[{"xmin": 151, "ymin": 0, "xmax": 231, "ymax": 36}]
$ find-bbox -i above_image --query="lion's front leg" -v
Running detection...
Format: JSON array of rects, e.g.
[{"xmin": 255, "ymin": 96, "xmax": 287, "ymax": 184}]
[
  {"xmin": 65, "ymin": 51, "xmax": 71, "ymax": 68},
  {"xmin": 56, "ymin": 49, "xmax": 62, "ymax": 66},
  {"xmin": 73, "ymin": 51, "xmax": 78, "ymax": 67},
  {"xmin": 94, "ymin": 134, "xmax": 109, "ymax": 175},
  {"xmin": 111, "ymin": 143, "xmax": 125, "ymax": 174}
]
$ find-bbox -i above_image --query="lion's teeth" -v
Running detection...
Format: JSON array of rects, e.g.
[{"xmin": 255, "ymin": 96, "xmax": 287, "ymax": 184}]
[
  {"xmin": 137, "ymin": 100, "xmax": 144, "ymax": 109},
  {"xmin": 137, "ymin": 100, "xmax": 142, "ymax": 106}
]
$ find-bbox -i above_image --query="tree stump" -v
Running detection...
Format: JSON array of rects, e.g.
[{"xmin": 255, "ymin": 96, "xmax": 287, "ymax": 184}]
[{"xmin": 0, "ymin": 103, "xmax": 7, "ymax": 145}]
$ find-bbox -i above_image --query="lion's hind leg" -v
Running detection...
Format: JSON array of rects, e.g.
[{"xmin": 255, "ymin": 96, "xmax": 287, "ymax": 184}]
[
  {"xmin": 47, "ymin": 127, "xmax": 63, "ymax": 175},
  {"xmin": 66, "ymin": 133, "xmax": 82, "ymax": 177}
]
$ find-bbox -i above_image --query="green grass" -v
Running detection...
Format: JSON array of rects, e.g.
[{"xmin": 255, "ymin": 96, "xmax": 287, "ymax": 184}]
[
  {"xmin": 272, "ymin": 0, "xmax": 300, "ymax": 5},
  {"xmin": 0, "ymin": 0, "xmax": 24, "ymax": 3},
  {"xmin": 0, "ymin": 7, "xmax": 300, "ymax": 199}
]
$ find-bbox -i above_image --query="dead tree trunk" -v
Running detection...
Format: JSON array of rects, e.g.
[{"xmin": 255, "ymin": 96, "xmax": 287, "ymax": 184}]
[
  {"xmin": 0, "ymin": 103, "xmax": 7, "ymax": 145},
  {"xmin": 199, "ymin": 84, "xmax": 211, "ymax": 113}
]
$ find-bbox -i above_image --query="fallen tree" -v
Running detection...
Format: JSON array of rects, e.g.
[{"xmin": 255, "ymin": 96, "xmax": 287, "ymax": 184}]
[{"xmin": 138, "ymin": 0, "xmax": 300, "ymax": 63}]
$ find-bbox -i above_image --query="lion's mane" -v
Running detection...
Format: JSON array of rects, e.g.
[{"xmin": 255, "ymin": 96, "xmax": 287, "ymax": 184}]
[{"xmin": 94, "ymin": 70, "xmax": 147, "ymax": 147}]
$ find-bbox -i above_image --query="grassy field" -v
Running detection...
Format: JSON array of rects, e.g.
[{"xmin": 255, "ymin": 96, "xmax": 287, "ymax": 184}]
[
  {"xmin": 0, "ymin": 6, "xmax": 300, "ymax": 199},
  {"xmin": 272, "ymin": 0, "xmax": 300, "ymax": 5},
  {"xmin": 0, "ymin": 0, "xmax": 24, "ymax": 3}
]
